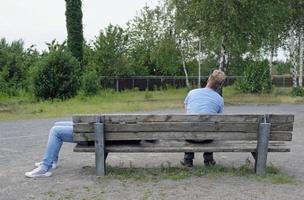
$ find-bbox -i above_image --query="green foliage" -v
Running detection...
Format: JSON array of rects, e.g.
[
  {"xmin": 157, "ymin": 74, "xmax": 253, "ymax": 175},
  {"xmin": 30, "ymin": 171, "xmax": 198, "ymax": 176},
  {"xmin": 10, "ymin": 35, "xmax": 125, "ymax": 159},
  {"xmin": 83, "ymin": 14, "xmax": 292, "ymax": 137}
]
[
  {"xmin": 275, "ymin": 61, "xmax": 291, "ymax": 75},
  {"xmin": 144, "ymin": 89, "xmax": 153, "ymax": 100},
  {"xmin": 171, "ymin": 0, "xmax": 291, "ymax": 72},
  {"xmin": 126, "ymin": 6, "xmax": 164, "ymax": 75},
  {"xmin": 81, "ymin": 70, "xmax": 100, "ymax": 95},
  {"xmin": 33, "ymin": 43, "xmax": 80, "ymax": 100},
  {"xmin": 236, "ymin": 60, "xmax": 272, "ymax": 93},
  {"xmin": 151, "ymin": 34, "xmax": 181, "ymax": 75},
  {"xmin": 0, "ymin": 38, "xmax": 39, "ymax": 95},
  {"xmin": 92, "ymin": 24, "xmax": 133, "ymax": 77},
  {"xmin": 291, "ymin": 87, "xmax": 304, "ymax": 97},
  {"xmin": 65, "ymin": 0, "xmax": 84, "ymax": 64}
]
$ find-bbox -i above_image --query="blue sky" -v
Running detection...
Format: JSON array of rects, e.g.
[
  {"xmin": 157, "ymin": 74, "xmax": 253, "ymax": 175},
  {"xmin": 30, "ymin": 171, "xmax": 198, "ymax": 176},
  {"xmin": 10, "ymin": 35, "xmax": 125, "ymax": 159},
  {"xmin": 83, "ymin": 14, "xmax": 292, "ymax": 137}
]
[{"xmin": 0, "ymin": 0, "xmax": 159, "ymax": 50}]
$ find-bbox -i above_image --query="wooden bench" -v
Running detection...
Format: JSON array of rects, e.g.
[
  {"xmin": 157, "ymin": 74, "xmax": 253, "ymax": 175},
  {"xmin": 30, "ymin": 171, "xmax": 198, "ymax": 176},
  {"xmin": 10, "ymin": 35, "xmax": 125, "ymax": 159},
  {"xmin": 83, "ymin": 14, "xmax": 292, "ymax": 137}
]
[{"xmin": 72, "ymin": 114, "xmax": 294, "ymax": 176}]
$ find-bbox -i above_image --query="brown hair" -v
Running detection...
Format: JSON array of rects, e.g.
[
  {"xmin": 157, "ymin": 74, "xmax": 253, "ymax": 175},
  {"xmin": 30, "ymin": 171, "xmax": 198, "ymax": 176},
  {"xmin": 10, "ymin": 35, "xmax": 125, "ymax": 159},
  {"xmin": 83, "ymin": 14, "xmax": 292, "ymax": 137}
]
[{"xmin": 207, "ymin": 69, "xmax": 226, "ymax": 90}]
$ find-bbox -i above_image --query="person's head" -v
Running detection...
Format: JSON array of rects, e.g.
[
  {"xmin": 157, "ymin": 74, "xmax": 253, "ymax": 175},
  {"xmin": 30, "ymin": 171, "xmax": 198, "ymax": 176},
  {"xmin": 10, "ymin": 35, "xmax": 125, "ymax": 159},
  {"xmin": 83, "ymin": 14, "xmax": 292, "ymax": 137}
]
[{"xmin": 206, "ymin": 69, "xmax": 226, "ymax": 90}]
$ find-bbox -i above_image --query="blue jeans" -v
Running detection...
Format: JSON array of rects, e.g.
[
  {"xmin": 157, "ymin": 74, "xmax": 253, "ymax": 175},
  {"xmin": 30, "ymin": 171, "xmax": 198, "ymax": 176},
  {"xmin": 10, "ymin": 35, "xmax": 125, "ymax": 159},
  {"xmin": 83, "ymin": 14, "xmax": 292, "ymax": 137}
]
[{"xmin": 41, "ymin": 121, "xmax": 74, "ymax": 171}]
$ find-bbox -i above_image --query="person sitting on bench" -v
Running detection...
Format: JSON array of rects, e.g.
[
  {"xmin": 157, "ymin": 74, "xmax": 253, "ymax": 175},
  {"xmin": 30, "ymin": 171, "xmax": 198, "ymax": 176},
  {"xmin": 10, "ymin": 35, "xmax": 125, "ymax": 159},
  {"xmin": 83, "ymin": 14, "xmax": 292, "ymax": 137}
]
[
  {"xmin": 25, "ymin": 121, "xmax": 76, "ymax": 178},
  {"xmin": 180, "ymin": 69, "xmax": 226, "ymax": 167}
]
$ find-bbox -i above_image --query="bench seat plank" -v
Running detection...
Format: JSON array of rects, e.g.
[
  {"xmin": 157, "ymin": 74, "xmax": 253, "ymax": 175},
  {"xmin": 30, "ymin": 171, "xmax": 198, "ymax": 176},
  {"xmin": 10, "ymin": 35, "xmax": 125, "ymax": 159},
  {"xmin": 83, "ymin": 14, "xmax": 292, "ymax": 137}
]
[
  {"xmin": 74, "ymin": 141, "xmax": 290, "ymax": 153},
  {"xmin": 102, "ymin": 114, "xmax": 294, "ymax": 123},
  {"xmin": 74, "ymin": 122, "xmax": 260, "ymax": 133},
  {"xmin": 73, "ymin": 131, "xmax": 292, "ymax": 142}
]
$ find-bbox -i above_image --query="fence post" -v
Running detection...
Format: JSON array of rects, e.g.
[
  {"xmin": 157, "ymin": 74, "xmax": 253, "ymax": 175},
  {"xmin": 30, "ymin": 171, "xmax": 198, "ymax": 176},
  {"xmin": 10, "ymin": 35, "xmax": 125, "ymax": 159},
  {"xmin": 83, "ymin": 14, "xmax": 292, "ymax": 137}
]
[{"xmin": 116, "ymin": 79, "xmax": 119, "ymax": 92}]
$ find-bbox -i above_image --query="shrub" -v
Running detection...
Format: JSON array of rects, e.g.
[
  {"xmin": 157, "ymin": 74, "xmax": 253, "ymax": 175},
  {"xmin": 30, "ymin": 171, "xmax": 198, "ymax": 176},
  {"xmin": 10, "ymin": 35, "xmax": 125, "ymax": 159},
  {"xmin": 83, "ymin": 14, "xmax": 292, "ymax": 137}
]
[
  {"xmin": 236, "ymin": 60, "xmax": 272, "ymax": 93},
  {"xmin": 291, "ymin": 87, "xmax": 304, "ymax": 97},
  {"xmin": 81, "ymin": 70, "xmax": 100, "ymax": 95},
  {"xmin": 33, "ymin": 46, "xmax": 80, "ymax": 100}
]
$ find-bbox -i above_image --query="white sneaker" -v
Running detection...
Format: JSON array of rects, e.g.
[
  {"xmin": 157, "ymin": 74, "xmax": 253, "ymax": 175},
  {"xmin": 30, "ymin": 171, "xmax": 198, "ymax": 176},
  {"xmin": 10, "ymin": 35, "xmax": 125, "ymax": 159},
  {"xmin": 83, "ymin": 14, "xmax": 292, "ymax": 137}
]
[
  {"xmin": 35, "ymin": 161, "xmax": 57, "ymax": 169},
  {"xmin": 25, "ymin": 166, "xmax": 52, "ymax": 178}
]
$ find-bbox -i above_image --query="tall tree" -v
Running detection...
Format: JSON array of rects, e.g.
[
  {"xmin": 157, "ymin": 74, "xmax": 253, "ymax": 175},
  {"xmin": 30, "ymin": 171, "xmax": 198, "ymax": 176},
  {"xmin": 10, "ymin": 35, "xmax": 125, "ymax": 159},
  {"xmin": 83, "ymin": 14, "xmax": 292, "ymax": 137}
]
[
  {"xmin": 93, "ymin": 24, "xmax": 132, "ymax": 77},
  {"xmin": 286, "ymin": 0, "xmax": 304, "ymax": 88},
  {"xmin": 170, "ymin": 0, "xmax": 290, "ymax": 74},
  {"xmin": 65, "ymin": 0, "xmax": 84, "ymax": 65},
  {"xmin": 126, "ymin": 6, "xmax": 163, "ymax": 75}
]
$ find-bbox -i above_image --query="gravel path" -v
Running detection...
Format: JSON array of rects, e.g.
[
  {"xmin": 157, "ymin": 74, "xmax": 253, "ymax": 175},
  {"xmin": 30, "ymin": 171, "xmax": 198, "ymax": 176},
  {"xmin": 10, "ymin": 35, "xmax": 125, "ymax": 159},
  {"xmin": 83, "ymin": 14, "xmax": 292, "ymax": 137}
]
[{"xmin": 0, "ymin": 104, "xmax": 304, "ymax": 200}]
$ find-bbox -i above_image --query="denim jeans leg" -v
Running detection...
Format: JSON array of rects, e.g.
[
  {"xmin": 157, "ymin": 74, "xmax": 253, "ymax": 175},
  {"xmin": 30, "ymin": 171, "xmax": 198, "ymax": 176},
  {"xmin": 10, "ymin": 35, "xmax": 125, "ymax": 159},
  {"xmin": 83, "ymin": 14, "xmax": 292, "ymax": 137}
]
[
  {"xmin": 54, "ymin": 121, "xmax": 73, "ymax": 126},
  {"xmin": 41, "ymin": 123, "xmax": 74, "ymax": 171},
  {"xmin": 52, "ymin": 121, "xmax": 74, "ymax": 162}
]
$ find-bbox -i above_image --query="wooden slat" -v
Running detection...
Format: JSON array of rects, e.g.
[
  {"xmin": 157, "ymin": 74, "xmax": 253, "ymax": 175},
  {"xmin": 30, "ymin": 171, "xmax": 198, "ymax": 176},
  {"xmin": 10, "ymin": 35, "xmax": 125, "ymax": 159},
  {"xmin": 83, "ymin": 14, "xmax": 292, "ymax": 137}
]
[
  {"xmin": 105, "ymin": 122, "xmax": 259, "ymax": 132},
  {"xmin": 73, "ymin": 122, "xmax": 259, "ymax": 133},
  {"xmin": 72, "ymin": 115, "xmax": 102, "ymax": 123},
  {"xmin": 74, "ymin": 141, "xmax": 290, "ymax": 153},
  {"xmin": 269, "ymin": 114, "xmax": 294, "ymax": 123},
  {"xmin": 72, "ymin": 114, "xmax": 294, "ymax": 123},
  {"xmin": 271, "ymin": 123, "xmax": 293, "ymax": 131},
  {"xmin": 105, "ymin": 114, "xmax": 261, "ymax": 123},
  {"xmin": 73, "ymin": 131, "xmax": 292, "ymax": 142}
]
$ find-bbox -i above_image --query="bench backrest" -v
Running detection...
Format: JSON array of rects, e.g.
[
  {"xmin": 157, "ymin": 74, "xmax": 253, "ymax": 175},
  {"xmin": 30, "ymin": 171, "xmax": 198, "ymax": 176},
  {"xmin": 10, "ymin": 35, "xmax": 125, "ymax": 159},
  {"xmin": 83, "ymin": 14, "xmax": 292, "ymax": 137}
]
[{"xmin": 72, "ymin": 114, "xmax": 293, "ymax": 152}]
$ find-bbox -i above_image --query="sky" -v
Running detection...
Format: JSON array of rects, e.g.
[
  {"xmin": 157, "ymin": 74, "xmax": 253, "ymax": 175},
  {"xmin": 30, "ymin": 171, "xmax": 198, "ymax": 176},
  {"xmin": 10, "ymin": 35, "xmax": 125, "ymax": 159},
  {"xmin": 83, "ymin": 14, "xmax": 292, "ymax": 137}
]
[
  {"xmin": 0, "ymin": 0, "xmax": 159, "ymax": 51},
  {"xmin": 0, "ymin": 0, "xmax": 287, "ymax": 60}
]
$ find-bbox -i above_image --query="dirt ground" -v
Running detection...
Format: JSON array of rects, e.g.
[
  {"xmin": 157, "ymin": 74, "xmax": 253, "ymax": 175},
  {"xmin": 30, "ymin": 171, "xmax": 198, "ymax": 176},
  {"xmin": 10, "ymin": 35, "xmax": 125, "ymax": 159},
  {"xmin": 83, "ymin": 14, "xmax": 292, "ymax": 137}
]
[{"xmin": 0, "ymin": 104, "xmax": 304, "ymax": 200}]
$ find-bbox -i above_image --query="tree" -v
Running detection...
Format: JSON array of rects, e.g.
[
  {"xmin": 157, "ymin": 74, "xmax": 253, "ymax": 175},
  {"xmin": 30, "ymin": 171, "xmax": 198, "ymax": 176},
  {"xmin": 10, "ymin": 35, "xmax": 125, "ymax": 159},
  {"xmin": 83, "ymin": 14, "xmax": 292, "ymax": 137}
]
[
  {"xmin": 33, "ymin": 42, "xmax": 80, "ymax": 100},
  {"xmin": 170, "ymin": 0, "xmax": 290, "ymax": 74},
  {"xmin": 126, "ymin": 6, "xmax": 164, "ymax": 75},
  {"xmin": 151, "ymin": 33, "xmax": 181, "ymax": 76},
  {"xmin": 286, "ymin": 0, "xmax": 304, "ymax": 88},
  {"xmin": 93, "ymin": 24, "xmax": 132, "ymax": 77},
  {"xmin": 65, "ymin": 0, "xmax": 84, "ymax": 65}
]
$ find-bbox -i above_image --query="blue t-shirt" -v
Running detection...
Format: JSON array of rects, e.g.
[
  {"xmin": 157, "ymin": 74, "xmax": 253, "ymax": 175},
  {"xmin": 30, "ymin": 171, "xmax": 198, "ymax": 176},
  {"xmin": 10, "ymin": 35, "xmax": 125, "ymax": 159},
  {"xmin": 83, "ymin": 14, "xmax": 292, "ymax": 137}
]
[{"xmin": 184, "ymin": 88, "xmax": 224, "ymax": 114}]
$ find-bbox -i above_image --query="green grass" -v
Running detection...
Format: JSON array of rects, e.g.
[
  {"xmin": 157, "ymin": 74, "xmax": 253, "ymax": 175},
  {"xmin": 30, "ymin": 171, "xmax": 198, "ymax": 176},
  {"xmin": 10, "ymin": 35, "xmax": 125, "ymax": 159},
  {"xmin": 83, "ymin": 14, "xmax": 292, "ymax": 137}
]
[
  {"xmin": 0, "ymin": 86, "xmax": 303, "ymax": 121},
  {"xmin": 0, "ymin": 89, "xmax": 187, "ymax": 121},
  {"xmin": 223, "ymin": 86, "xmax": 304, "ymax": 104},
  {"xmin": 103, "ymin": 162, "xmax": 296, "ymax": 184}
]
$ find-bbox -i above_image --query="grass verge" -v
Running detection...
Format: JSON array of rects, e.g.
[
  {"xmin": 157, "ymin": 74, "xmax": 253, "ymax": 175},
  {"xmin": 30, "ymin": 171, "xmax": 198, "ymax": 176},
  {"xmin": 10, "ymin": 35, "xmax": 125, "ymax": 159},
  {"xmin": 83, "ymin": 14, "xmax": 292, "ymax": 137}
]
[
  {"xmin": 103, "ymin": 163, "xmax": 296, "ymax": 184},
  {"xmin": 0, "ymin": 86, "xmax": 303, "ymax": 121}
]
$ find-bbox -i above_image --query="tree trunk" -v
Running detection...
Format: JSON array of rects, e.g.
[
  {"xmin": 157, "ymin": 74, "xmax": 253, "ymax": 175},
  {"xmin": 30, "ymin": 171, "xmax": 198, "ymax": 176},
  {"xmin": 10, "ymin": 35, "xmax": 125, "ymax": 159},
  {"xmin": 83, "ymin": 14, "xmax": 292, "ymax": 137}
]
[
  {"xmin": 181, "ymin": 51, "xmax": 190, "ymax": 89},
  {"xmin": 290, "ymin": 30, "xmax": 298, "ymax": 88},
  {"xmin": 198, "ymin": 39, "xmax": 201, "ymax": 88},
  {"xmin": 219, "ymin": 37, "xmax": 228, "ymax": 72},
  {"xmin": 269, "ymin": 47, "xmax": 274, "ymax": 77},
  {"xmin": 299, "ymin": 28, "xmax": 303, "ymax": 87}
]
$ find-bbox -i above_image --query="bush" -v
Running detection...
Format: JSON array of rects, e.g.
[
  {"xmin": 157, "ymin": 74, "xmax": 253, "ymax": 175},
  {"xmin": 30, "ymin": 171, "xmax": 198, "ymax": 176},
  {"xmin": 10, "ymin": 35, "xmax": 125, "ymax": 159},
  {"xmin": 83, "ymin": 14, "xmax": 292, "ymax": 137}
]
[
  {"xmin": 33, "ymin": 46, "xmax": 80, "ymax": 100},
  {"xmin": 291, "ymin": 87, "xmax": 304, "ymax": 97},
  {"xmin": 236, "ymin": 60, "xmax": 272, "ymax": 93},
  {"xmin": 81, "ymin": 70, "xmax": 100, "ymax": 95}
]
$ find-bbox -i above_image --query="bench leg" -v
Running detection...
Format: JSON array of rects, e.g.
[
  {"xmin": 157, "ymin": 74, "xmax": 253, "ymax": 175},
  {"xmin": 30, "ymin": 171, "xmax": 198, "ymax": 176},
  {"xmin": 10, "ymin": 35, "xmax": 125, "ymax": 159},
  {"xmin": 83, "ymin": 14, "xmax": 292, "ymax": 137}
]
[
  {"xmin": 95, "ymin": 123, "xmax": 106, "ymax": 176},
  {"xmin": 255, "ymin": 122, "xmax": 271, "ymax": 176}
]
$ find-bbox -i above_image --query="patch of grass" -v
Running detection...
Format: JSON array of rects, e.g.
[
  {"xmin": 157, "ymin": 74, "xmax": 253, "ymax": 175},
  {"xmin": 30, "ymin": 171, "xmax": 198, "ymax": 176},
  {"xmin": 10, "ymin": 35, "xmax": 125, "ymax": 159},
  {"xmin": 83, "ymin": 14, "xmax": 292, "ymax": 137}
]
[
  {"xmin": 42, "ymin": 190, "xmax": 56, "ymax": 198},
  {"xmin": 1, "ymin": 86, "xmax": 304, "ymax": 121},
  {"xmin": 104, "ymin": 163, "xmax": 296, "ymax": 185},
  {"xmin": 142, "ymin": 188, "xmax": 152, "ymax": 200},
  {"xmin": 0, "ymin": 88, "xmax": 187, "ymax": 121},
  {"xmin": 223, "ymin": 85, "xmax": 304, "ymax": 104}
]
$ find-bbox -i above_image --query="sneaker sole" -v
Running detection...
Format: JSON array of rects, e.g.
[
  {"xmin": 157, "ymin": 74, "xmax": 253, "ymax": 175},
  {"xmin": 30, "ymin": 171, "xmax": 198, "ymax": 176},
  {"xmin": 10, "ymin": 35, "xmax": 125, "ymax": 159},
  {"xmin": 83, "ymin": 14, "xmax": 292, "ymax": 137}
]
[{"xmin": 25, "ymin": 171, "xmax": 52, "ymax": 178}]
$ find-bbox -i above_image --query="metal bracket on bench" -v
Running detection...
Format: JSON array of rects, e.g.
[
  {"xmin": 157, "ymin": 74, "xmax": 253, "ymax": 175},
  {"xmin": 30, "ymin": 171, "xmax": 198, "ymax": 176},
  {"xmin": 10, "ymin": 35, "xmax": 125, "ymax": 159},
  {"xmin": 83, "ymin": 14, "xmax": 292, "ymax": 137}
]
[{"xmin": 255, "ymin": 114, "xmax": 271, "ymax": 176}]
